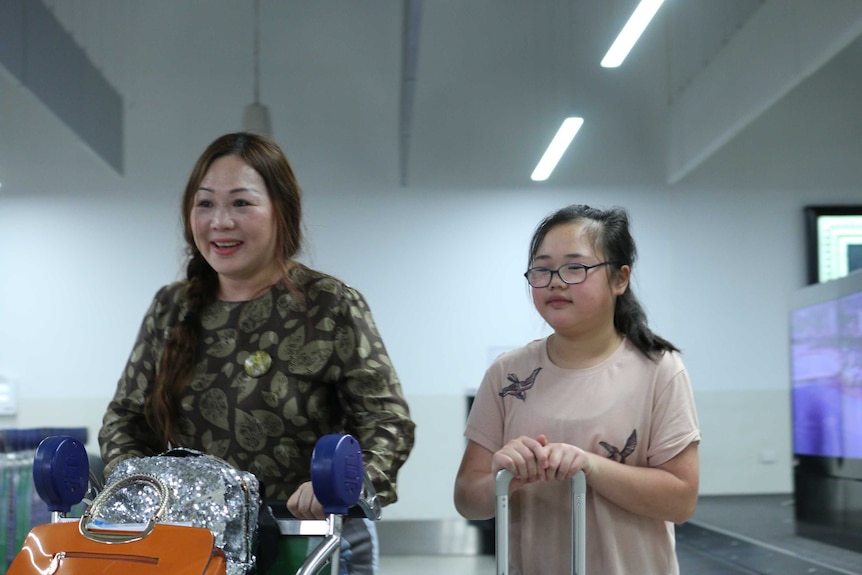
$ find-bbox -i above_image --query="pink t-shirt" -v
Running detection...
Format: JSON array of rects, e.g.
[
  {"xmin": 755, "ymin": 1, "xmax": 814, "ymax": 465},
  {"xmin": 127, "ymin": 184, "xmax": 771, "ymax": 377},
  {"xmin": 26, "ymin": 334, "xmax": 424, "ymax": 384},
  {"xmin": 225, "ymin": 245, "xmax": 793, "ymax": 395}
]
[{"xmin": 466, "ymin": 337, "xmax": 701, "ymax": 575}]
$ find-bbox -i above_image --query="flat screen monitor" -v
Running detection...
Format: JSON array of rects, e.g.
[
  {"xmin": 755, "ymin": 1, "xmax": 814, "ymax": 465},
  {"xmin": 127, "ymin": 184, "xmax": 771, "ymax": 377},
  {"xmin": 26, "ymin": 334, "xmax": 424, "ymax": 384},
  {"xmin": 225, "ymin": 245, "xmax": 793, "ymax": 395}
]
[
  {"xmin": 804, "ymin": 205, "xmax": 862, "ymax": 285},
  {"xmin": 791, "ymin": 270, "xmax": 862, "ymax": 477}
]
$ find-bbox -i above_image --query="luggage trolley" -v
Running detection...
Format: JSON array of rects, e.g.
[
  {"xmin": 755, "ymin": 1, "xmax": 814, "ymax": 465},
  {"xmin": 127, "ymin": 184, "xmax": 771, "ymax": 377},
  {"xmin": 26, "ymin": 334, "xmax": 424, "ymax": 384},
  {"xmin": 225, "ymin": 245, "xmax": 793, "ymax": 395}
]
[
  {"xmin": 271, "ymin": 433, "xmax": 382, "ymax": 575},
  {"xmin": 495, "ymin": 469, "xmax": 587, "ymax": 575},
  {"xmin": 17, "ymin": 434, "xmax": 378, "ymax": 575}
]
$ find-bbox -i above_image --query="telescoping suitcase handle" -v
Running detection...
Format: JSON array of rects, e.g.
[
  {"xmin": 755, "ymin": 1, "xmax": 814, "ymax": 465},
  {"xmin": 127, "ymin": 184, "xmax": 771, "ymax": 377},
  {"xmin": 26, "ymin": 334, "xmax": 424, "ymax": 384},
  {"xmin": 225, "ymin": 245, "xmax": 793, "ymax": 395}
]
[{"xmin": 495, "ymin": 468, "xmax": 586, "ymax": 575}]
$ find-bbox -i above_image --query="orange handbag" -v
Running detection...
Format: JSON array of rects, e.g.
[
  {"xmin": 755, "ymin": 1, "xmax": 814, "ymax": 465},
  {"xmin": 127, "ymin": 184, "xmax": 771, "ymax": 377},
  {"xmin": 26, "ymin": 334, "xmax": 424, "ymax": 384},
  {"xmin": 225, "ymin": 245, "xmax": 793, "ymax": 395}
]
[
  {"xmin": 6, "ymin": 521, "xmax": 226, "ymax": 575},
  {"xmin": 8, "ymin": 472, "xmax": 227, "ymax": 575}
]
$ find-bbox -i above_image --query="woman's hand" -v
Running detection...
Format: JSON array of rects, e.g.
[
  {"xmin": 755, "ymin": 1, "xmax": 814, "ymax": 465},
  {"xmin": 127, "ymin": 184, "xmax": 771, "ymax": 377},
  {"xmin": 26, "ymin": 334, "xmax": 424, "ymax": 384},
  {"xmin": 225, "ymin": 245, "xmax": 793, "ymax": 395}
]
[{"xmin": 286, "ymin": 481, "xmax": 325, "ymax": 519}]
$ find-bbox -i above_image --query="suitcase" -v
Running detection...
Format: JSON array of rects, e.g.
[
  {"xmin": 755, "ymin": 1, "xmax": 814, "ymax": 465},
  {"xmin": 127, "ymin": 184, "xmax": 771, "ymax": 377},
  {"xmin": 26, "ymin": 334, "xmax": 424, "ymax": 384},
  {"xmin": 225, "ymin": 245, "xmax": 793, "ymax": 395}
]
[{"xmin": 495, "ymin": 469, "xmax": 587, "ymax": 575}]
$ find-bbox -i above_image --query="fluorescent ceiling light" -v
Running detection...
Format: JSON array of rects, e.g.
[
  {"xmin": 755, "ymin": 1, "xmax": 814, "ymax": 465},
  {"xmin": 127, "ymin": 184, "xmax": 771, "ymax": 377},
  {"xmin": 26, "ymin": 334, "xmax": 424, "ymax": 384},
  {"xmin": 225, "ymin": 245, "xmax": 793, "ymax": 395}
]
[
  {"xmin": 601, "ymin": 0, "xmax": 665, "ymax": 68},
  {"xmin": 531, "ymin": 117, "xmax": 584, "ymax": 182}
]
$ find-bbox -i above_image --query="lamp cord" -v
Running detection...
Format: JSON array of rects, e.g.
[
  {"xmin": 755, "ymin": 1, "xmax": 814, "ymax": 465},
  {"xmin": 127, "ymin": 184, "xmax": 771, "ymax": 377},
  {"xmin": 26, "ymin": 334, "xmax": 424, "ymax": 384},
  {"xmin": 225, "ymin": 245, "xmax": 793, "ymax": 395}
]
[{"xmin": 253, "ymin": 0, "xmax": 260, "ymax": 103}]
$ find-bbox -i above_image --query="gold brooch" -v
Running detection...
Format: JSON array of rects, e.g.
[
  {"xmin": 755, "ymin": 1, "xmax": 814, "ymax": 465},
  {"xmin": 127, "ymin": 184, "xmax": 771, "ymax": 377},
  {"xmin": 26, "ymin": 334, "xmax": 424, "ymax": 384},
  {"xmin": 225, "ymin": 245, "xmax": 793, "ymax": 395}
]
[{"xmin": 244, "ymin": 350, "xmax": 272, "ymax": 378}]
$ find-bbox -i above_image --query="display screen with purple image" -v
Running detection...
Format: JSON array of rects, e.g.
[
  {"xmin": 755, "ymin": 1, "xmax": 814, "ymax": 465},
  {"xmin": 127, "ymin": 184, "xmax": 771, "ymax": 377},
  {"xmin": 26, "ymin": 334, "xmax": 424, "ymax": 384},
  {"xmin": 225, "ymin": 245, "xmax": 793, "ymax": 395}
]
[{"xmin": 791, "ymin": 281, "xmax": 862, "ymax": 459}]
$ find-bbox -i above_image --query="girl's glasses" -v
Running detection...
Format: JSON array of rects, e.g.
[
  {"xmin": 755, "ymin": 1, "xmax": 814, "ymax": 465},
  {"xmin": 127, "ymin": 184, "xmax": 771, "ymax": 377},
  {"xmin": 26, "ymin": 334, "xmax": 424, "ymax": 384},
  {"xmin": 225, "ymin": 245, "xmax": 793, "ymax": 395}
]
[{"xmin": 524, "ymin": 260, "xmax": 618, "ymax": 288}]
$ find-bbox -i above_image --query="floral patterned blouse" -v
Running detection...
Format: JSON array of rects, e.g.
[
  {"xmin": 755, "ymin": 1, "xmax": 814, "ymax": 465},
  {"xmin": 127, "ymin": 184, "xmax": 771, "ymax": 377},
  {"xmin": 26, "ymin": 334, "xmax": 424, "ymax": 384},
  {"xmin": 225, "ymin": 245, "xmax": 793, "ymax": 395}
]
[{"xmin": 99, "ymin": 264, "xmax": 415, "ymax": 506}]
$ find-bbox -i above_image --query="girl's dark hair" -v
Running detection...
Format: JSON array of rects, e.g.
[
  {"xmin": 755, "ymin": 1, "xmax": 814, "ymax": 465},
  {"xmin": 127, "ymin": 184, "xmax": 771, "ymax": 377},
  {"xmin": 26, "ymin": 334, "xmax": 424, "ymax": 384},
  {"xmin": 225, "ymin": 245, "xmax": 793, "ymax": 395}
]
[
  {"xmin": 528, "ymin": 204, "xmax": 679, "ymax": 359},
  {"xmin": 146, "ymin": 132, "xmax": 304, "ymax": 445}
]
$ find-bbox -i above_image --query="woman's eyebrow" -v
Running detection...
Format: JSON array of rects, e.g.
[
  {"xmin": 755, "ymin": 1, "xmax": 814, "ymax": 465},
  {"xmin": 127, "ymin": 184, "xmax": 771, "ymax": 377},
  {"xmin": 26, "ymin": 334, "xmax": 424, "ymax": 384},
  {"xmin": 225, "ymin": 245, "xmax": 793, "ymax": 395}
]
[{"xmin": 195, "ymin": 186, "xmax": 259, "ymax": 194}]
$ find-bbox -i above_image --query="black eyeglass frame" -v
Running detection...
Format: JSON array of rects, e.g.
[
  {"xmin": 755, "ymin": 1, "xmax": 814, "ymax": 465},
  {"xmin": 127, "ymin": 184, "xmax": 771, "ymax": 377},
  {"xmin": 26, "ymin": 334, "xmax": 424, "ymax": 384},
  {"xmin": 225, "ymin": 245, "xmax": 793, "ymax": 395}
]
[{"xmin": 523, "ymin": 260, "xmax": 620, "ymax": 288}]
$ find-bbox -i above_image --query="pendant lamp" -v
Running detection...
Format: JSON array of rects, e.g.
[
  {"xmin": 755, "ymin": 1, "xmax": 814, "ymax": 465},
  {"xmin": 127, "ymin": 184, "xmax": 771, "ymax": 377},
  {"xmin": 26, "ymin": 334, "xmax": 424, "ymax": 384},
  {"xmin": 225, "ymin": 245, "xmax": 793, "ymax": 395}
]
[{"xmin": 243, "ymin": 0, "xmax": 272, "ymax": 135}]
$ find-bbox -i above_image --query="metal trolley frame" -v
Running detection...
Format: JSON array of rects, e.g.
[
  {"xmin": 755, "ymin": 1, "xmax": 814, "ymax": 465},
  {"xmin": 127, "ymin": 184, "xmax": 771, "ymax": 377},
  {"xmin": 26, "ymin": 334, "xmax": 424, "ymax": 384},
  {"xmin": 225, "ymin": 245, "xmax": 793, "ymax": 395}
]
[{"xmin": 494, "ymin": 469, "xmax": 587, "ymax": 575}]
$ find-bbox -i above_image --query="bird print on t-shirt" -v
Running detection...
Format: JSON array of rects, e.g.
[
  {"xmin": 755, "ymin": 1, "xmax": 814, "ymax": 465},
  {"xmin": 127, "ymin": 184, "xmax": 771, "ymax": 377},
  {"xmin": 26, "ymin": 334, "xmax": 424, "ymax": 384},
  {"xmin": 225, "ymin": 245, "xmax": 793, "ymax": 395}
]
[
  {"xmin": 498, "ymin": 367, "xmax": 542, "ymax": 401},
  {"xmin": 600, "ymin": 429, "xmax": 637, "ymax": 464}
]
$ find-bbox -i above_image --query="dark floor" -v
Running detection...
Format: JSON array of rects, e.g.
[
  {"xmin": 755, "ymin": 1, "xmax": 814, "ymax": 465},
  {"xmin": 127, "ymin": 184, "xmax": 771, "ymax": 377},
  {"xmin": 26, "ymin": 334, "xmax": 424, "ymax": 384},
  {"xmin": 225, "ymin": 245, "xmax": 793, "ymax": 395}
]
[
  {"xmin": 679, "ymin": 494, "xmax": 862, "ymax": 574},
  {"xmin": 377, "ymin": 494, "xmax": 862, "ymax": 574}
]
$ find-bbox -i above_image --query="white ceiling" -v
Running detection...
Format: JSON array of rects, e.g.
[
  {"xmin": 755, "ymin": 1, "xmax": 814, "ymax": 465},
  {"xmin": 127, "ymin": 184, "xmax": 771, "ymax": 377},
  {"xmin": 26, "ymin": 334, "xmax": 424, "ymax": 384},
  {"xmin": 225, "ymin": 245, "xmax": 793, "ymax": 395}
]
[{"xmin": 4, "ymin": 0, "xmax": 862, "ymax": 194}]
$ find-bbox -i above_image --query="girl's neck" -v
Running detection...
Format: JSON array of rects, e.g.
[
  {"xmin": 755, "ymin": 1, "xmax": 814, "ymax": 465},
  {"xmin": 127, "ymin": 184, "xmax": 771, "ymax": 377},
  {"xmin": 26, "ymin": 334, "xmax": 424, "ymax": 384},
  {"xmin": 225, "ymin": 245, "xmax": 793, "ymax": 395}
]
[{"xmin": 546, "ymin": 327, "xmax": 623, "ymax": 369}]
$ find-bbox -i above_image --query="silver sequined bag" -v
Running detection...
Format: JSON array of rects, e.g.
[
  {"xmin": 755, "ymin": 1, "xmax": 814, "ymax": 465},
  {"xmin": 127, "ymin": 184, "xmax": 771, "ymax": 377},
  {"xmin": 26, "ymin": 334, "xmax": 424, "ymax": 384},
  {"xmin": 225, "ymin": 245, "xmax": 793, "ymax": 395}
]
[{"xmin": 95, "ymin": 449, "xmax": 260, "ymax": 575}]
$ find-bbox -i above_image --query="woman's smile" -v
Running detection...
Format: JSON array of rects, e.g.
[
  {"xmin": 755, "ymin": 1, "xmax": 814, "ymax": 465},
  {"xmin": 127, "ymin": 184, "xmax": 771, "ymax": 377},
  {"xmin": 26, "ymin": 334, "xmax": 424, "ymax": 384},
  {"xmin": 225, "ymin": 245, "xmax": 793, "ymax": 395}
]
[{"xmin": 210, "ymin": 238, "xmax": 243, "ymax": 257}]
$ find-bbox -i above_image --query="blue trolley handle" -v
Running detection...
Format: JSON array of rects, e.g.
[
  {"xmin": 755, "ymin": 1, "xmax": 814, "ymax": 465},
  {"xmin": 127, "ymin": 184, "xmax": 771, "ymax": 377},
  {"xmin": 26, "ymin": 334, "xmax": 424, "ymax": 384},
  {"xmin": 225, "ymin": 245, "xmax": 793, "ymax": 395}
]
[
  {"xmin": 293, "ymin": 434, "xmax": 367, "ymax": 575},
  {"xmin": 495, "ymin": 469, "xmax": 587, "ymax": 575}
]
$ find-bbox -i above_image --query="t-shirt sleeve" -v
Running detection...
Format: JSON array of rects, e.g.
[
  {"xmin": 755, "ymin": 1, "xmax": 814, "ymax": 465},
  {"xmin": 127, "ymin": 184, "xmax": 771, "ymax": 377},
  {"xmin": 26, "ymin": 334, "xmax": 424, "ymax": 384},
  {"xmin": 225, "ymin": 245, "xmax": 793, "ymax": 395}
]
[
  {"xmin": 647, "ymin": 353, "xmax": 702, "ymax": 467},
  {"xmin": 465, "ymin": 361, "xmax": 507, "ymax": 454}
]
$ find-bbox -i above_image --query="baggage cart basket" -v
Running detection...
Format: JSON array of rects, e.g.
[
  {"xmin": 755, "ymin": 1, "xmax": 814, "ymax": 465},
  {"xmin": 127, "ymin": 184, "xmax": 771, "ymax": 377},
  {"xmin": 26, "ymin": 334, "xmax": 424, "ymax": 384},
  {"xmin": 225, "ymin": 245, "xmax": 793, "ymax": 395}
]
[{"xmin": 26, "ymin": 434, "xmax": 378, "ymax": 575}]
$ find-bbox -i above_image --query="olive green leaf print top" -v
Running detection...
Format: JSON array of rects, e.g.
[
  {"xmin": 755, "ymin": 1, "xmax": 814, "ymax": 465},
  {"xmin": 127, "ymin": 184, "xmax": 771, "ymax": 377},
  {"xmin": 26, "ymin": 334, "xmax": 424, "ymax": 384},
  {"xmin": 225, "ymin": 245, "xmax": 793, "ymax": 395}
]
[{"xmin": 99, "ymin": 264, "xmax": 415, "ymax": 506}]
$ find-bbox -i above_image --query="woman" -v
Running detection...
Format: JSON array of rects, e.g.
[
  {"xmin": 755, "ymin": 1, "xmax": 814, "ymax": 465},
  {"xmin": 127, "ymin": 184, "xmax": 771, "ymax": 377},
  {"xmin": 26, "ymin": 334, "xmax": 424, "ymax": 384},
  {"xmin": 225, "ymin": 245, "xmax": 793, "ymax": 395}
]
[
  {"xmin": 99, "ymin": 132, "xmax": 415, "ymax": 574},
  {"xmin": 454, "ymin": 204, "xmax": 700, "ymax": 574}
]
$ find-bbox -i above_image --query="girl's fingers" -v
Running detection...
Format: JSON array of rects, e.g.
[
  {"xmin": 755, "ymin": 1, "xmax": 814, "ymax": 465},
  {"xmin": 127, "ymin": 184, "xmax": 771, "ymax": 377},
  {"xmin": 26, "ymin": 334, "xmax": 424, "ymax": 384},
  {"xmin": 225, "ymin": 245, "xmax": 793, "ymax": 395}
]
[
  {"xmin": 496, "ymin": 436, "xmax": 551, "ymax": 482},
  {"xmin": 545, "ymin": 443, "xmax": 584, "ymax": 481}
]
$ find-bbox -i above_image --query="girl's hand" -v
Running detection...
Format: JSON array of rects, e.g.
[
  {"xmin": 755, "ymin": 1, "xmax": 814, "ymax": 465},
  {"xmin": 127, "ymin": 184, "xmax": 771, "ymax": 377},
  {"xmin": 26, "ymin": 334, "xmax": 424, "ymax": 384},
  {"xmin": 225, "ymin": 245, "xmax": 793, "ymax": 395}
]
[
  {"xmin": 286, "ymin": 481, "xmax": 325, "ymax": 519},
  {"xmin": 543, "ymin": 442, "xmax": 592, "ymax": 481},
  {"xmin": 492, "ymin": 434, "xmax": 550, "ymax": 488}
]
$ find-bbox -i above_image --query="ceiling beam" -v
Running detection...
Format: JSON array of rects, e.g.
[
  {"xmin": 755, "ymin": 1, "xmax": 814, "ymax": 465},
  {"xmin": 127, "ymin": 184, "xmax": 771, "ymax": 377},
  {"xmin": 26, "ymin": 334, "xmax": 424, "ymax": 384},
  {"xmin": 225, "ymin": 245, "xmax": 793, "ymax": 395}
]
[
  {"xmin": 399, "ymin": 0, "xmax": 422, "ymax": 187},
  {"xmin": 0, "ymin": 0, "xmax": 123, "ymax": 174},
  {"xmin": 667, "ymin": 0, "xmax": 862, "ymax": 184}
]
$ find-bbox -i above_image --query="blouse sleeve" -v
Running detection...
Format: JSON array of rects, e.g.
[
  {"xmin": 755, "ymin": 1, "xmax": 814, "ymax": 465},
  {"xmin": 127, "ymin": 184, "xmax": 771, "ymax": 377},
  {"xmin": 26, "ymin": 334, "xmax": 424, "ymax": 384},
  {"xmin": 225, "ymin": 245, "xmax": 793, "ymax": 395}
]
[
  {"xmin": 98, "ymin": 288, "xmax": 172, "ymax": 477},
  {"xmin": 331, "ymin": 285, "xmax": 416, "ymax": 507}
]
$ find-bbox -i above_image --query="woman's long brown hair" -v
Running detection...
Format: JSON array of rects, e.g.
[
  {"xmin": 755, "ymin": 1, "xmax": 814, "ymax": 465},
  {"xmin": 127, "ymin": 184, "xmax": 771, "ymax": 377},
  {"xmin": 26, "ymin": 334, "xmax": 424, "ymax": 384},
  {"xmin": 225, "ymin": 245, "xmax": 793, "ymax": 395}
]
[{"xmin": 146, "ymin": 132, "xmax": 303, "ymax": 446}]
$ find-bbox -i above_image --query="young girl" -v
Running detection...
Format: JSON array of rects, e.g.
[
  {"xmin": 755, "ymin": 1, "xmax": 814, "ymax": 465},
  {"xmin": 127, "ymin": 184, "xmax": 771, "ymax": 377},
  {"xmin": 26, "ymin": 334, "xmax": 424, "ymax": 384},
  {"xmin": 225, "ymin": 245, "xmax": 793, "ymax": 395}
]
[{"xmin": 454, "ymin": 204, "xmax": 700, "ymax": 575}]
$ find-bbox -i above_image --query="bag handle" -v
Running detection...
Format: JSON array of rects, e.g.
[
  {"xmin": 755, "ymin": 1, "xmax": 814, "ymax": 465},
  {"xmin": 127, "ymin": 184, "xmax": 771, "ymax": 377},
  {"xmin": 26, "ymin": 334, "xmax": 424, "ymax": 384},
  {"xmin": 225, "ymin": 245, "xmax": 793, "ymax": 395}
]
[{"xmin": 79, "ymin": 473, "xmax": 171, "ymax": 543}]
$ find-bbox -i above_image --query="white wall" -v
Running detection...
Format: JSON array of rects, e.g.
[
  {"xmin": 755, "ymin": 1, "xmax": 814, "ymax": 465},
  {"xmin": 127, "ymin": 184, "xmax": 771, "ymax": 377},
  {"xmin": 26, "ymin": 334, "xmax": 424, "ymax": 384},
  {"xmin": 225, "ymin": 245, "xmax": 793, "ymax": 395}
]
[
  {"xmin": 2, "ymin": 171, "xmax": 859, "ymax": 520},
  {"xmin": 2, "ymin": 24, "xmax": 862, "ymax": 520}
]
